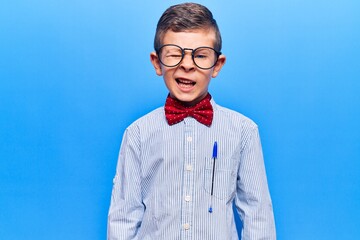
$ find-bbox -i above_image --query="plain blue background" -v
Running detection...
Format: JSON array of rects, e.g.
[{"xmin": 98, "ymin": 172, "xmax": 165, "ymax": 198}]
[{"xmin": 1, "ymin": 0, "xmax": 359, "ymax": 239}]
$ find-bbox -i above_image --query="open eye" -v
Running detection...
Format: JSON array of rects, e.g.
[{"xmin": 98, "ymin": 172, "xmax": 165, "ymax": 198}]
[
  {"xmin": 194, "ymin": 54, "xmax": 208, "ymax": 59},
  {"xmin": 194, "ymin": 48, "xmax": 212, "ymax": 59}
]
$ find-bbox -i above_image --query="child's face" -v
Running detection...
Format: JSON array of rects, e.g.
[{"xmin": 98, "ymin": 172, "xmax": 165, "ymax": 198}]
[{"xmin": 150, "ymin": 29, "xmax": 226, "ymax": 106}]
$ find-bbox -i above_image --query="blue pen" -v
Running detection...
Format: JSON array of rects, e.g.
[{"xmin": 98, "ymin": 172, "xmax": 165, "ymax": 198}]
[{"xmin": 209, "ymin": 141, "xmax": 217, "ymax": 213}]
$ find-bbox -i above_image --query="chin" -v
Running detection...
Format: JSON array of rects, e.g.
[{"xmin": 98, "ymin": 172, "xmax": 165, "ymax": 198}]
[{"xmin": 172, "ymin": 94, "xmax": 195, "ymax": 102}]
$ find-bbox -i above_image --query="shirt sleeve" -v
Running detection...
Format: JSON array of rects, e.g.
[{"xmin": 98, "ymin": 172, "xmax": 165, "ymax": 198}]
[
  {"xmin": 107, "ymin": 126, "xmax": 144, "ymax": 240},
  {"xmin": 234, "ymin": 125, "xmax": 276, "ymax": 240}
]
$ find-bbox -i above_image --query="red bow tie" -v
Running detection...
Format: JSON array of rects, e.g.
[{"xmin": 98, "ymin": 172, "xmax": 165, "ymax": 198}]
[{"xmin": 164, "ymin": 94, "xmax": 213, "ymax": 127}]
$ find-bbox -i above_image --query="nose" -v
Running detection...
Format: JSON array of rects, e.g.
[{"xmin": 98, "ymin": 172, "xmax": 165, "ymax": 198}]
[{"xmin": 179, "ymin": 51, "xmax": 195, "ymax": 71}]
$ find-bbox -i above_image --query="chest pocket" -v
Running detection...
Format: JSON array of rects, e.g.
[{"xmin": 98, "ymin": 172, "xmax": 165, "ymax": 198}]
[{"xmin": 203, "ymin": 158, "xmax": 236, "ymax": 200}]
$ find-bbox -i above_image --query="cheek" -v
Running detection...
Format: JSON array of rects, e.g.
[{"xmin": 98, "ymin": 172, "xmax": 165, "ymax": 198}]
[
  {"xmin": 163, "ymin": 67, "xmax": 178, "ymax": 78},
  {"xmin": 202, "ymin": 71, "xmax": 214, "ymax": 82},
  {"xmin": 162, "ymin": 70, "xmax": 172, "ymax": 80},
  {"xmin": 162, "ymin": 70, "xmax": 175, "ymax": 86}
]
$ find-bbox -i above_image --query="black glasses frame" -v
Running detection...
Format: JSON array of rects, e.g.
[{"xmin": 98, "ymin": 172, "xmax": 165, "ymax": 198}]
[{"xmin": 156, "ymin": 44, "xmax": 222, "ymax": 70}]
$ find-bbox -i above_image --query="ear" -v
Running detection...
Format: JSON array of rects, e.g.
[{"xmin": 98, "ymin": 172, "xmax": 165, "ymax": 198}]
[
  {"xmin": 211, "ymin": 55, "xmax": 226, "ymax": 78},
  {"xmin": 150, "ymin": 52, "xmax": 163, "ymax": 76}
]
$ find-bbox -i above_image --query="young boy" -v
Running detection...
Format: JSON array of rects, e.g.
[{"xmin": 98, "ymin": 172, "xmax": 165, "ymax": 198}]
[{"xmin": 108, "ymin": 3, "xmax": 276, "ymax": 239}]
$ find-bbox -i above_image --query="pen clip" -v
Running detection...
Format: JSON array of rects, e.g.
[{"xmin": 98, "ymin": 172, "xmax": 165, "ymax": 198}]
[{"xmin": 212, "ymin": 141, "xmax": 217, "ymax": 159}]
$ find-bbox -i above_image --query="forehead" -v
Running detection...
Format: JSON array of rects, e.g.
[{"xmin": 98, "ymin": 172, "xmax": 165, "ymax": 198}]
[{"xmin": 162, "ymin": 29, "xmax": 216, "ymax": 48}]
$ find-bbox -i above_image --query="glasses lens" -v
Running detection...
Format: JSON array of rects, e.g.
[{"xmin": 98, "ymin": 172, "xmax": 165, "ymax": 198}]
[
  {"xmin": 193, "ymin": 47, "xmax": 218, "ymax": 69},
  {"xmin": 158, "ymin": 45, "xmax": 183, "ymax": 67},
  {"xmin": 158, "ymin": 45, "xmax": 219, "ymax": 69}
]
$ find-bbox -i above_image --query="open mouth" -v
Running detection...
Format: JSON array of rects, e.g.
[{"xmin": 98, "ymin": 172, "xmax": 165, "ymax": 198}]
[{"xmin": 176, "ymin": 78, "xmax": 196, "ymax": 88}]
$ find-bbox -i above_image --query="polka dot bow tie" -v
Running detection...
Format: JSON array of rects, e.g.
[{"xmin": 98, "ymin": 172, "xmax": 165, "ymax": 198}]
[{"xmin": 164, "ymin": 93, "xmax": 213, "ymax": 127}]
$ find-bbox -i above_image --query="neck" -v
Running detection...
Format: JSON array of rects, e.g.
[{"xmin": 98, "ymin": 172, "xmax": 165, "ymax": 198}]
[{"xmin": 170, "ymin": 93, "xmax": 211, "ymax": 107}]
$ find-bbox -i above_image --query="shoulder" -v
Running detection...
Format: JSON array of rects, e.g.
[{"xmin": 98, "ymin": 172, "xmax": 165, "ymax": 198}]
[
  {"xmin": 125, "ymin": 106, "xmax": 166, "ymax": 134},
  {"xmin": 213, "ymin": 101, "xmax": 262, "ymax": 151},
  {"xmin": 213, "ymin": 101, "xmax": 258, "ymax": 131}
]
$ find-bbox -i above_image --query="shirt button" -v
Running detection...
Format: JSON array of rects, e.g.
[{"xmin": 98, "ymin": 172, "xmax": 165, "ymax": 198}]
[
  {"xmin": 186, "ymin": 136, "xmax": 192, "ymax": 142},
  {"xmin": 186, "ymin": 165, "xmax": 193, "ymax": 171},
  {"xmin": 185, "ymin": 195, "xmax": 191, "ymax": 202},
  {"xmin": 183, "ymin": 223, "xmax": 190, "ymax": 230}
]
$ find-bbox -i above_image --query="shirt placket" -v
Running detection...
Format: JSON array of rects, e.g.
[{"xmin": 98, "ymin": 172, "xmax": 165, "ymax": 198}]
[{"xmin": 181, "ymin": 118, "xmax": 196, "ymax": 240}]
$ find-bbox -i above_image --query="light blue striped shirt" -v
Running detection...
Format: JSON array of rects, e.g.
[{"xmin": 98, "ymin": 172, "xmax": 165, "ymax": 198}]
[{"xmin": 108, "ymin": 98, "xmax": 276, "ymax": 239}]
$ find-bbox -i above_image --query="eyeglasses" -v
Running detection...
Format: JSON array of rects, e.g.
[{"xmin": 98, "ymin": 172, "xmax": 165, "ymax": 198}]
[{"xmin": 156, "ymin": 44, "xmax": 221, "ymax": 70}]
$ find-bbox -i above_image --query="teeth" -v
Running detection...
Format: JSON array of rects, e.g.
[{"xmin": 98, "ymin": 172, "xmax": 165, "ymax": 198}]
[
  {"xmin": 177, "ymin": 79, "xmax": 195, "ymax": 85},
  {"xmin": 180, "ymin": 80, "xmax": 192, "ymax": 84}
]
